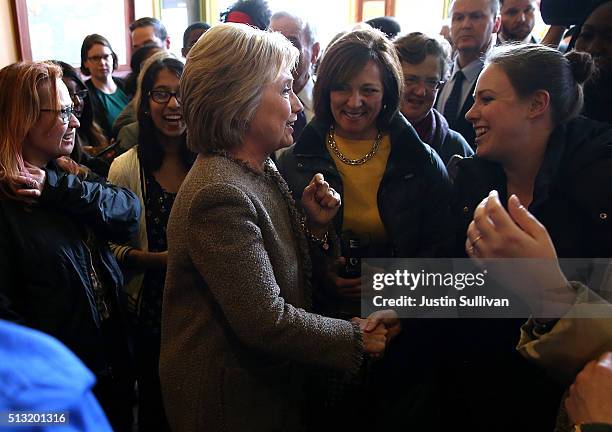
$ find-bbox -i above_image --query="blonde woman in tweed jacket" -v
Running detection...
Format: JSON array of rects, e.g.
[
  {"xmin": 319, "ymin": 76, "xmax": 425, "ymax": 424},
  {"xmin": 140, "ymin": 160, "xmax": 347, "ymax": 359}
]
[{"xmin": 159, "ymin": 24, "xmax": 389, "ymax": 432}]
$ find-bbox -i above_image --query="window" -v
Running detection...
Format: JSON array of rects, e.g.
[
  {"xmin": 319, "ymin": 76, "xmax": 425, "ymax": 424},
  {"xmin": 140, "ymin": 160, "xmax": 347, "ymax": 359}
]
[
  {"xmin": 216, "ymin": 0, "xmax": 353, "ymax": 51},
  {"xmin": 357, "ymin": 0, "xmax": 395, "ymax": 22},
  {"xmin": 13, "ymin": 0, "xmax": 134, "ymax": 68},
  {"xmin": 159, "ymin": 0, "xmax": 201, "ymax": 58}
]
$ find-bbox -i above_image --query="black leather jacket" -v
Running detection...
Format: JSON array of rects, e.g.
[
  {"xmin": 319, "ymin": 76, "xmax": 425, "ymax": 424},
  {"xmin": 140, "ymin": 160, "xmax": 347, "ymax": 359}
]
[
  {"xmin": 451, "ymin": 116, "xmax": 612, "ymax": 259},
  {"xmin": 277, "ymin": 114, "xmax": 453, "ymax": 258},
  {"xmin": 445, "ymin": 116, "xmax": 612, "ymax": 430},
  {"xmin": 0, "ymin": 161, "xmax": 140, "ymax": 375}
]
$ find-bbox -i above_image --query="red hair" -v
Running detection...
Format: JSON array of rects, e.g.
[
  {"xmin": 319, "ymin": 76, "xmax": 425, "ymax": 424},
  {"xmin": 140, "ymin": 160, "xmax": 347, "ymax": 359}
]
[{"xmin": 0, "ymin": 61, "xmax": 61, "ymax": 201}]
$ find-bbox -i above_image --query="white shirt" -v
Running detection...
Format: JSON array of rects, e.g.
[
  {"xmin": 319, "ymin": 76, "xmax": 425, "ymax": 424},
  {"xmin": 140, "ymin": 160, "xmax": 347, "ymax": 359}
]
[
  {"xmin": 436, "ymin": 56, "xmax": 484, "ymax": 116},
  {"xmin": 298, "ymin": 75, "xmax": 315, "ymax": 122},
  {"xmin": 497, "ymin": 32, "xmax": 538, "ymax": 44}
]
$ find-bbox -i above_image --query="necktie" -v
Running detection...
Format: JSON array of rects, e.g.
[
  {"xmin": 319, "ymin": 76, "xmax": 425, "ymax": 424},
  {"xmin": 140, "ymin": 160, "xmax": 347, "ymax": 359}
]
[
  {"xmin": 443, "ymin": 70, "xmax": 465, "ymax": 127},
  {"xmin": 292, "ymin": 109, "xmax": 307, "ymax": 142}
]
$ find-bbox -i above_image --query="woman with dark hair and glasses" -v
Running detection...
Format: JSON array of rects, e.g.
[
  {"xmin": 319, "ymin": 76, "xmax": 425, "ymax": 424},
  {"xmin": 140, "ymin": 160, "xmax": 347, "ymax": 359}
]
[
  {"xmin": 112, "ymin": 43, "xmax": 165, "ymax": 137},
  {"xmin": 108, "ymin": 53, "xmax": 194, "ymax": 431},
  {"xmin": 394, "ymin": 32, "xmax": 473, "ymax": 165},
  {"xmin": 0, "ymin": 61, "xmax": 140, "ymax": 431},
  {"xmin": 81, "ymin": 34, "xmax": 129, "ymax": 139},
  {"xmin": 51, "ymin": 60, "xmax": 111, "ymax": 176}
]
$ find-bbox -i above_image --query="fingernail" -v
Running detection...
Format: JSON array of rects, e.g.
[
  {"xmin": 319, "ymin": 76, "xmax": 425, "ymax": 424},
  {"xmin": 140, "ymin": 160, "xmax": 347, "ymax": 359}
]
[{"xmin": 509, "ymin": 194, "xmax": 524, "ymax": 209}]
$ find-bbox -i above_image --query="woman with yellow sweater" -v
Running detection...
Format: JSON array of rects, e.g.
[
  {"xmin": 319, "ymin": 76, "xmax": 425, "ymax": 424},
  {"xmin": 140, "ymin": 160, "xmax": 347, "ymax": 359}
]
[
  {"xmin": 276, "ymin": 27, "xmax": 453, "ymax": 429},
  {"xmin": 277, "ymin": 27, "xmax": 452, "ymax": 315}
]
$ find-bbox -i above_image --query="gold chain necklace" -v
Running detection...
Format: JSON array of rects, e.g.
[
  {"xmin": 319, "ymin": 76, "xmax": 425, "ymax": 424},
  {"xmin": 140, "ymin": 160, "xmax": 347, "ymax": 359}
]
[{"xmin": 326, "ymin": 125, "xmax": 383, "ymax": 166}]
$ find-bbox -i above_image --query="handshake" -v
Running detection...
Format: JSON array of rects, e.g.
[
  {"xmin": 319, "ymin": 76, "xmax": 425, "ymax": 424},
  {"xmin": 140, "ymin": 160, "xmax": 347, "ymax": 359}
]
[{"xmin": 351, "ymin": 309, "xmax": 401, "ymax": 358}]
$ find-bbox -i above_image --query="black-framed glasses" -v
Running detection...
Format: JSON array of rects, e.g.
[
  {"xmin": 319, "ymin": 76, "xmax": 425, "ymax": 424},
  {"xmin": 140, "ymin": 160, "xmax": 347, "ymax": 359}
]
[
  {"xmin": 149, "ymin": 90, "xmax": 181, "ymax": 104},
  {"xmin": 70, "ymin": 89, "xmax": 88, "ymax": 102},
  {"xmin": 87, "ymin": 54, "xmax": 112, "ymax": 63},
  {"xmin": 405, "ymin": 76, "xmax": 445, "ymax": 91},
  {"xmin": 40, "ymin": 106, "xmax": 75, "ymax": 124}
]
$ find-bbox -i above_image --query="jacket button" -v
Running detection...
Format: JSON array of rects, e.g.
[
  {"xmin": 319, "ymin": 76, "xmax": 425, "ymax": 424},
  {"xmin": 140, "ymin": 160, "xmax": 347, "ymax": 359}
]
[
  {"xmin": 297, "ymin": 163, "xmax": 303, "ymax": 168},
  {"xmin": 463, "ymin": 206, "xmax": 469, "ymax": 213},
  {"xmin": 600, "ymin": 212, "xmax": 608, "ymax": 220}
]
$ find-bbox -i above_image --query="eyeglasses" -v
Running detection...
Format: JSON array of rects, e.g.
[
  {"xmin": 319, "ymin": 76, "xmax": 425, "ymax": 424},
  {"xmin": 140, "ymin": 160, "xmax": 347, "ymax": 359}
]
[
  {"xmin": 405, "ymin": 76, "xmax": 445, "ymax": 91},
  {"xmin": 40, "ymin": 106, "xmax": 76, "ymax": 124},
  {"xmin": 70, "ymin": 89, "xmax": 88, "ymax": 103},
  {"xmin": 87, "ymin": 54, "xmax": 112, "ymax": 63},
  {"xmin": 149, "ymin": 90, "xmax": 181, "ymax": 104}
]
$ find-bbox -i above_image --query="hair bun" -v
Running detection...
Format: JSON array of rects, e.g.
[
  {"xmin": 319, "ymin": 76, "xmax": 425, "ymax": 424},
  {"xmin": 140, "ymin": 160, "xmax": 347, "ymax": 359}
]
[{"xmin": 565, "ymin": 50, "xmax": 595, "ymax": 84}]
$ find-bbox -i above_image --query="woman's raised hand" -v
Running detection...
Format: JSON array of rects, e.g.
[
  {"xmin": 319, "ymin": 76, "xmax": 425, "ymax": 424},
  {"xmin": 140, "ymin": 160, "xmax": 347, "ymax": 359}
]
[
  {"xmin": 466, "ymin": 190, "xmax": 558, "ymax": 260},
  {"xmin": 13, "ymin": 161, "xmax": 46, "ymax": 199},
  {"xmin": 301, "ymin": 173, "xmax": 341, "ymax": 230}
]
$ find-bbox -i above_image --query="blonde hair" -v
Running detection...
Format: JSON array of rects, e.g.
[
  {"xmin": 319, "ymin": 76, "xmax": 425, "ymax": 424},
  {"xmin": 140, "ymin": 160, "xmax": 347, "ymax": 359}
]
[
  {"xmin": 0, "ymin": 61, "xmax": 61, "ymax": 201},
  {"xmin": 181, "ymin": 23, "xmax": 298, "ymax": 152}
]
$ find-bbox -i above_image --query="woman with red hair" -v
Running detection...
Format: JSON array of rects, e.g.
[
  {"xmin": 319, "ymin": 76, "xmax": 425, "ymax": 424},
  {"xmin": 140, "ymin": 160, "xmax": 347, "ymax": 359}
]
[{"xmin": 0, "ymin": 61, "xmax": 140, "ymax": 431}]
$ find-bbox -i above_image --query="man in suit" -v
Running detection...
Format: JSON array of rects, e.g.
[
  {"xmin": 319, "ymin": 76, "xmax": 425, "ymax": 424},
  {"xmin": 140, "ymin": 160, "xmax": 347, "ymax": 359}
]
[
  {"xmin": 498, "ymin": 0, "xmax": 539, "ymax": 44},
  {"xmin": 436, "ymin": 0, "xmax": 500, "ymax": 148}
]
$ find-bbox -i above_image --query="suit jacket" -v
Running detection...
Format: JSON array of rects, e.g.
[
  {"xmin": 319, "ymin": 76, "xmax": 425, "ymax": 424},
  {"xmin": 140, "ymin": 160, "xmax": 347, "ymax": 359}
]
[
  {"xmin": 445, "ymin": 80, "xmax": 477, "ymax": 150},
  {"xmin": 159, "ymin": 153, "xmax": 363, "ymax": 432}
]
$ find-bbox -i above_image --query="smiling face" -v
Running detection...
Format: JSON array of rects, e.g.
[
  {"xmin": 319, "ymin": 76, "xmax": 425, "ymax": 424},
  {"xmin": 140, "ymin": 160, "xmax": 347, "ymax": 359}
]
[
  {"xmin": 246, "ymin": 70, "xmax": 302, "ymax": 154},
  {"xmin": 149, "ymin": 68, "xmax": 186, "ymax": 139},
  {"xmin": 500, "ymin": 0, "xmax": 536, "ymax": 41},
  {"xmin": 451, "ymin": 0, "xmax": 500, "ymax": 60},
  {"xmin": 400, "ymin": 55, "xmax": 442, "ymax": 123},
  {"xmin": 84, "ymin": 43, "xmax": 114, "ymax": 82},
  {"xmin": 23, "ymin": 79, "xmax": 80, "ymax": 166},
  {"xmin": 465, "ymin": 63, "xmax": 533, "ymax": 162},
  {"xmin": 330, "ymin": 60, "xmax": 384, "ymax": 140}
]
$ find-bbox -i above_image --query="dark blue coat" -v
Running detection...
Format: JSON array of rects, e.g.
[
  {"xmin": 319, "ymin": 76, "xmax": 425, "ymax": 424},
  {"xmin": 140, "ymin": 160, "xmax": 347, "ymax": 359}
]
[
  {"xmin": 277, "ymin": 114, "xmax": 453, "ymax": 259},
  {"xmin": 0, "ymin": 161, "xmax": 140, "ymax": 375}
]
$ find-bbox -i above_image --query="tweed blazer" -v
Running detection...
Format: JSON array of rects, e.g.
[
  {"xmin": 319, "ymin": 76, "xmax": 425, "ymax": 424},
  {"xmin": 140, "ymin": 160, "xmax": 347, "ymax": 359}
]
[{"xmin": 160, "ymin": 153, "xmax": 363, "ymax": 432}]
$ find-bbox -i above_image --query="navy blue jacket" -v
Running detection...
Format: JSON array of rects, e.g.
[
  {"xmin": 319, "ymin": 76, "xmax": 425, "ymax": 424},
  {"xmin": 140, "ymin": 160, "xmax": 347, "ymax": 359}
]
[
  {"xmin": 277, "ymin": 114, "xmax": 453, "ymax": 258},
  {"xmin": 0, "ymin": 161, "xmax": 140, "ymax": 375},
  {"xmin": 452, "ymin": 116, "xmax": 612, "ymax": 259}
]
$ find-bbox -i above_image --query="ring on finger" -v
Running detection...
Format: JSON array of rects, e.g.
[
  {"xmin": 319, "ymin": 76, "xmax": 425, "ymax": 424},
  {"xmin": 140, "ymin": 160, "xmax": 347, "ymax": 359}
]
[{"xmin": 471, "ymin": 234, "xmax": 483, "ymax": 249}]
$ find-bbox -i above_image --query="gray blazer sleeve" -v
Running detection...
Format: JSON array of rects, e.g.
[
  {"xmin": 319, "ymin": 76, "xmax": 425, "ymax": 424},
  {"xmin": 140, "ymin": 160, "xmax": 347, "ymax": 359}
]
[{"xmin": 185, "ymin": 182, "xmax": 363, "ymax": 373}]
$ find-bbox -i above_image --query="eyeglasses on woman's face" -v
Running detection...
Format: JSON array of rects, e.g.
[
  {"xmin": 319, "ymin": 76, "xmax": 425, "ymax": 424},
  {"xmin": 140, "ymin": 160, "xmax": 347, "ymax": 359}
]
[
  {"xmin": 149, "ymin": 90, "xmax": 181, "ymax": 104},
  {"xmin": 87, "ymin": 53, "xmax": 112, "ymax": 63},
  {"xmin": 69, "ymin": 89, "xmax": 88, "ymax": 103},
  {"xmin": 404, "ymin": 75, "xmax": 445, "ymax": 91},
  {"xmin": 40, "ymin": 105, "xmax": 76, "ymax": 124}
]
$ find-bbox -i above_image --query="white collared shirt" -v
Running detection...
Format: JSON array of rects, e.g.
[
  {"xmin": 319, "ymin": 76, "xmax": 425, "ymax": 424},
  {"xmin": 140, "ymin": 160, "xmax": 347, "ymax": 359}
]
[
  {"xmin": 298, "ymin": 75, "xmax": 315, "ymax": 122},
  {"xmin": 436, "ymin": 56, "xmax": 484, "ymax": 116},
  {"xmin": 497, "ymin": 32, "xmax": 537, "ymax": 44}
]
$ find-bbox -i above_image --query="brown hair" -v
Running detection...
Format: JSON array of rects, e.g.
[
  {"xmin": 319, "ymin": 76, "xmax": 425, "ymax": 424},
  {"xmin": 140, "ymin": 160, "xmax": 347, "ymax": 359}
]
[
  {"xmin": 0, "ymin": 62, "xmax": 61, "ymax": 201},
  {"xmin": 394, "ymin": 32, "xmax": 452, "ymax": 80},
  {"xmin": 486, "ymin": 43, "xmax": 595, "ymax": 125},
  {"xmin": 80, "ymin": 34, "xmax": 119, "ymax": 76},
  {"xmin": 313, "ymin": 27, "xmax": 403, "ymax": 130}
]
